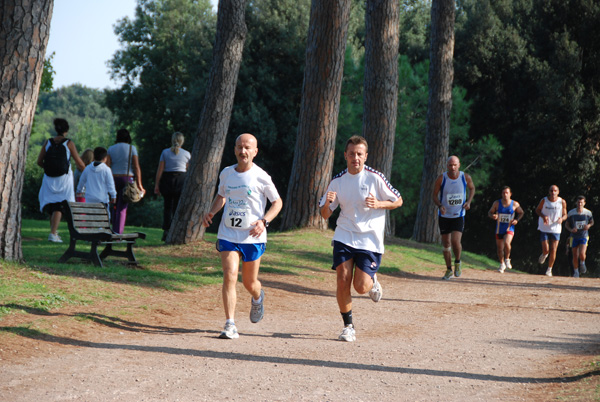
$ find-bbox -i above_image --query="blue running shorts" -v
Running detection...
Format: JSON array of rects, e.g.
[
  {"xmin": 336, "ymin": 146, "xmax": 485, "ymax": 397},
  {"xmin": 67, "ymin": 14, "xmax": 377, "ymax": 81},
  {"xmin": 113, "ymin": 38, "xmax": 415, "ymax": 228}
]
[
  {"xmin": 332, "ymin": 240, "xmax": 382, "ymax": 279},
  {"xmin": 540, "ymin": 232, "xmax": 560, "ymax": 242},
  {"xmin": 216, "ymin": 239, "xmax": 266, "ymax": 262}
]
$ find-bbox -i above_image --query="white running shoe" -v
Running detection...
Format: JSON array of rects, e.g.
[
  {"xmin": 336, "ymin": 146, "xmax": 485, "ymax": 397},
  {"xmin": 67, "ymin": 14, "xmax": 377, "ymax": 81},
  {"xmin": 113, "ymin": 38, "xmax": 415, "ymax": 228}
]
[
  {"xmin": 219, "ymin": 322, "xmax": 239, "ymax": 339},
  {"xmin": 498, "ymin": 262, "xmax": 506, "ymax": 273},
  {"xmin": 368, "ymin": 274, "xmax": 383, "ymax": 302},
  {"xmin": 504, "ymin": 258, "xmax": 512, "ymax": 269},
  {"xmin": 580, "ymin": 261, "xmax": 587, "ymax": 274},
  {"xmin": 48, "ymin": 233, "xmax": 63, "ymax": 243},
  {"xmin": 538, "ymin": 254, "xmax": 548, "ymax": 264},
  {"xmin": 250, "ymin": 289, "xmax": 265, "ymax": 323},
  {"xmin": 545, "ymin": 267, "xmax": 553, "ymax": 277},
  {"xmin": 338, "ymin": 324, "xmax": 356, "ymax": 342},
  {"xmin": 573, "ymin": 268, "xmax": 580, "ymax": 278}
]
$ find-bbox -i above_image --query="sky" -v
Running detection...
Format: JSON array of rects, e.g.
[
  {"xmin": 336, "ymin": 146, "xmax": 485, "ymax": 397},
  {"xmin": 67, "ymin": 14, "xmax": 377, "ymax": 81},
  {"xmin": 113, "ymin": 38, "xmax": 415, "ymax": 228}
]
[{"xmin": 46, "ymin": 0, "xmax": 217, "ymax": 90}]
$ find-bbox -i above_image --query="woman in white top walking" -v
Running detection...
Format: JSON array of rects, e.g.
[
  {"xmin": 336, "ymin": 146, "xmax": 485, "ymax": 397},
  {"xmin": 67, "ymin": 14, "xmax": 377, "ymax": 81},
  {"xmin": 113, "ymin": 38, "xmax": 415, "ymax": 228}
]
[
  {"xmin": 154, "ymin": 132, "xmax": 191, "ymax": 241},
  {"xmin": 37, "ymin": 118, "xmax": 85, "ymax": 243}
]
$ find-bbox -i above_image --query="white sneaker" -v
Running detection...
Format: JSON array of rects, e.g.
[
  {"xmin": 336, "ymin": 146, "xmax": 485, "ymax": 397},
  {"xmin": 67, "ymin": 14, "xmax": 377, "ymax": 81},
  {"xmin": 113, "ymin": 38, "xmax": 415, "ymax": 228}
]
[
  {"xmin": 573, "ymin": 268, "xmax": 580, "ymax": 278},
  {"xmin": 580, "ymin": 261, "xmax": 587, "ymax": 274},
  {"xmin": 219, "ymin": 322, "xmax": 239, "ymax": 339},
  {"xmin": 338, "ymin": 324, "xmax": 356, "ymax": 342},
  {"xmin": 48, "ymin": 233, "xmax": 63, "ymax": 243},
  {"xmin": 368, "ymin": 274, "xmax": 382, "ymax": 302},
  {"xmin": 498, "ymin": 262, "xmax": 506, "ymax": 273},
  {"xmin": 545, "ymin": 267, "xmax": 553, "ymax": 277},
  {"xmin": 539, "ymin": 254, "xmax": 548, "ymax": 264},
  {"xmin": 505, "ymin": 258, "xmax": 512, "ymax": 269}
]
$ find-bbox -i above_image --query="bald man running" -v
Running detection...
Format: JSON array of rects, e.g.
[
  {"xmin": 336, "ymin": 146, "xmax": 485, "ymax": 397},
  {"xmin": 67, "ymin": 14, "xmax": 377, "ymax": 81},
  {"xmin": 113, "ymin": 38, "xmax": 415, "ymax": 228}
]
[
  {"xmin": 432, "ymin": 156, "xmax": 476, "ymax": 280},
  {"xmin": 203, "ymin": 133, "xmax": 283, "ymax": 339}
]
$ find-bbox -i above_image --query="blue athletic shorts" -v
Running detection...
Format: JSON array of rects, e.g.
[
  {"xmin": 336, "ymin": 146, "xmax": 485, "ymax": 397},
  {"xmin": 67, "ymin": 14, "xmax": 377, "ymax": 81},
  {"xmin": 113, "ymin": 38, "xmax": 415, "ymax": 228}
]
[
  {"xmin": 216, "ymin": 239, "xmax": 266, "ymax": 262},
  {"xmin": 571, "ymin": 237, "xmax": 588, "ymax": 247},
  {"xmin": 332, "ymin": 241, "xmax": 382, "ymax": 278},
  {"xmin": 540, "ymin": 232, "xmax": 560, "ymax": 242}
]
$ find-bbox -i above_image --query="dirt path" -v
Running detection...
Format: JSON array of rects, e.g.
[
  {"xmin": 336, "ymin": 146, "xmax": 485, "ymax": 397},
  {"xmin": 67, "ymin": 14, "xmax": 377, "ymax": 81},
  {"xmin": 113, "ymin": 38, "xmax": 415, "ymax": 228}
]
[{"xmin": 1, "ymin": 268, "xmax": 599, "ymax": 401}]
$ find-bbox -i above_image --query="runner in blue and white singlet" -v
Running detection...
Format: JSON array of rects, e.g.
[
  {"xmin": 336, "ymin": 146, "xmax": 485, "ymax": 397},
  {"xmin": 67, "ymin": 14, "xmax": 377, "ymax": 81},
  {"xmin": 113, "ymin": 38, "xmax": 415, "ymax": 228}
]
[
  {"xmin": 487, "ymin": 186, "xmax": 524, "ymax": 272},
  {"xmin": 495, "ymin": 200, "xmax": 514, "ymax": 235},
  {"xmin": 565, "ymin": 196, "xmax": 594, "ymax": 277},
  {"xmin": 432, "ymin": 156, "xmax": 476, "ymax": 280},
  {"xmin": 438, "ymin": 171, "xmax": 468, "ymax": 218}
]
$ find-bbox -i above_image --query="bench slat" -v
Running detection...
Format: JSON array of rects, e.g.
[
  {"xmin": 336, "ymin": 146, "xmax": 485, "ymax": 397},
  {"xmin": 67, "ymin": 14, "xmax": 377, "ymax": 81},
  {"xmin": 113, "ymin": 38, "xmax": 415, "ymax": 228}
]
[
  {"xmin": 72, "ymin": 214, "xmax": 109, "ymax": 221},
  {"xmin": 70, "ymin": 207, "xmax": 109, "ymax": 214}
]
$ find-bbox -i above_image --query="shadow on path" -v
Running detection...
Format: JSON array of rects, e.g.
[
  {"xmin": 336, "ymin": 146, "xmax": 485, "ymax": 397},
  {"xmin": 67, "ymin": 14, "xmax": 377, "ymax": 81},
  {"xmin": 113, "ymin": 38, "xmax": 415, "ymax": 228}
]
[{"xmin": 0, "ymin": 327, "xmax": 598, "ymax": 385}]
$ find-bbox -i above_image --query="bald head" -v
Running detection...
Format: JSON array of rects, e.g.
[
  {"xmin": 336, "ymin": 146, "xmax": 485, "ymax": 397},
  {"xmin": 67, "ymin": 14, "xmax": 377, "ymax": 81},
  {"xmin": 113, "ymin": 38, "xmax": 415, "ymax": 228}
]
[
  {"xmin": 236, "ymin": 133, "xmax": 257, "ymax": 147},
  {"xmin": 234, "ymin": 133, "xmax": 259, "ymax": 171},
  {"xmin": 446, "ymin": 155, "xmax": 460, "ymax": 177}
]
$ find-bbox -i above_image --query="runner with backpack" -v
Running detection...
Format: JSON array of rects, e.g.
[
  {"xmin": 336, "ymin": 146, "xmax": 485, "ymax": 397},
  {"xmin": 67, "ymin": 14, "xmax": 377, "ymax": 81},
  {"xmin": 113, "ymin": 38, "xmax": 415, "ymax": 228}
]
[{"xmin": 37, "ymin": 118, "xmax": 85, "ymax": 243}]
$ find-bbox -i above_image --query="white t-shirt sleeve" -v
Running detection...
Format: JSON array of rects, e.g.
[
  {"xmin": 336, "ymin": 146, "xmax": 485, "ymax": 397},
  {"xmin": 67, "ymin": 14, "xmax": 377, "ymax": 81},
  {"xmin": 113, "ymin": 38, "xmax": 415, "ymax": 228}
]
[{"xmin": 318, "ymin": 180, "xmax": 339, "ymax": 210}]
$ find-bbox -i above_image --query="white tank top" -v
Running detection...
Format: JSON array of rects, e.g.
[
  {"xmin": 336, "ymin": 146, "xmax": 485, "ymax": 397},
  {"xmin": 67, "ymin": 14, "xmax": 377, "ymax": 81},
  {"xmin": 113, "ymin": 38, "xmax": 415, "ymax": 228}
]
[
  {"xmin": 438, "ymin": 171, "xmax": 467, "ymax": 218},
  {"xmin": 537, "ymin": 197, "xmax": 563, "ymax": 234}
]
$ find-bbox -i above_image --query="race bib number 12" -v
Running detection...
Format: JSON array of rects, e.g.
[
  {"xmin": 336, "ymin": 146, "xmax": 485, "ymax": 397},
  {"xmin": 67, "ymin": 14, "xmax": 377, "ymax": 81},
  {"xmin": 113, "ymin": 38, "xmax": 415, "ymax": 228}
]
[{"xmin": 226, "ymin": 207, "xmax": 251, "ymax": 229}]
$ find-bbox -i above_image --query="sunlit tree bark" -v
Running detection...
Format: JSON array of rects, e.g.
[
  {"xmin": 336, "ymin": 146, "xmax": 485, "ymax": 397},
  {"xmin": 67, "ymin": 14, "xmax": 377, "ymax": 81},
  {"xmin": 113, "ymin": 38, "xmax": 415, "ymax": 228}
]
[
  {"xmin": 168, "ymin": 0, "xmax": 247, "ymax": 243},
  {"xmin": 0, "ymin": 0, "xmax": 53, "ymax": 260},
  {"xmin": 362, "ymin": 0, "xmax": 400, "ymax": 237},
  {"xmin": 412, "ymin": 0, "xmax": 455, "ymax": 243},
  {"xmin": 280, "ymin": 0, "xmax": 351, "ymax": 230}
]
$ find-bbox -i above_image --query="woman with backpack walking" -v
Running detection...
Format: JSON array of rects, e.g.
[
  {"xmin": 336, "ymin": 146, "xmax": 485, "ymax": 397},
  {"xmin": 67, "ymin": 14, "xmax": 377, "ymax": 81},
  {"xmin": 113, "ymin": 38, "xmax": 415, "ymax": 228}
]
[{"xmin": 37, "ymin": 118, "xmax": 85, "ymax": 243}]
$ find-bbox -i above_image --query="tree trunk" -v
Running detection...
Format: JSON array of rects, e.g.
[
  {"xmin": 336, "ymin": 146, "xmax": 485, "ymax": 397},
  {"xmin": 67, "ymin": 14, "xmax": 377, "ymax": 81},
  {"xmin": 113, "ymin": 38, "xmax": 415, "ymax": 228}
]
[
  {"xmin": 280, "ymin": 0, "xmax": 351, "ymax": 231},
  {"xmin": 362, "ymin": 0, "xmax": 399, "ymax": 238},
  {"xmin": 167, "ymin": 0, "xmax": 247, "ymax": 244},
  {"xmin": 412, "ymin": 0, "xmax": 454, "ymax": 243},
  {"xmin": 0, "ymin": 0, "xmax": 53, "ymax": 260}
]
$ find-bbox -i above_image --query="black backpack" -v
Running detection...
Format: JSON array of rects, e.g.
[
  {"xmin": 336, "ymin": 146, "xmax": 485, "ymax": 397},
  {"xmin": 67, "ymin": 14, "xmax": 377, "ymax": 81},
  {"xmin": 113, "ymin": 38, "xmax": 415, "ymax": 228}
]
[{"xmin": 43, "ymin": 137, "xmax": 70, "ymax": 177}]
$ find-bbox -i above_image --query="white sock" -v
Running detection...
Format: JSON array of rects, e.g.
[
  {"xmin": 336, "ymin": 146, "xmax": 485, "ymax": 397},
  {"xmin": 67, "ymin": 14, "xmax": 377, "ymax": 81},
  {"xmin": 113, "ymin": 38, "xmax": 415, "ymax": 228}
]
[
  {"xmin": 226, "ymin": 319, "xmax": 235, "ymax": 325},
  {"xmin": 253, "ymin": 294, "xmax": 262, "ymax": 304}
]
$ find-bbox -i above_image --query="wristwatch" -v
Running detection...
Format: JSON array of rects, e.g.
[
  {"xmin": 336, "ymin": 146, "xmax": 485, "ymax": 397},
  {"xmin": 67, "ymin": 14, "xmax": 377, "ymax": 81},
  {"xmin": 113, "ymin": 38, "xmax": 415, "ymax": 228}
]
[{"xmin": 262, "ymin": 219, "xmax": 270, "ymax": 228}]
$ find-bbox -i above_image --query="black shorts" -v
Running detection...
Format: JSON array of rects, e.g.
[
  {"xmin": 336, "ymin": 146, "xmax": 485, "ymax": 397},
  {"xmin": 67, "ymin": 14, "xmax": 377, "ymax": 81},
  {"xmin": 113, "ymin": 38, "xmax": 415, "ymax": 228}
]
[
  {"xmin": 438, "ymin": 216, "xmax": 465, "ymax": 235},
  {"xmin": 43, "ymin": 202, "xmax": 64, "ymax": 215}
]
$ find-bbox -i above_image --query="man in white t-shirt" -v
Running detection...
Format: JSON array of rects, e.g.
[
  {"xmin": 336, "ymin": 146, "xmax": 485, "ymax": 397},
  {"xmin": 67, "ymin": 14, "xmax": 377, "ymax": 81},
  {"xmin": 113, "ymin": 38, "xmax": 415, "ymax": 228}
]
[
  {"xmin": 202, "ymin": 134, "xmax": 283, "ymax": 339},
  {"xmin": 319, "ymin": 135, "xmax": 403, "ymax": 342}
]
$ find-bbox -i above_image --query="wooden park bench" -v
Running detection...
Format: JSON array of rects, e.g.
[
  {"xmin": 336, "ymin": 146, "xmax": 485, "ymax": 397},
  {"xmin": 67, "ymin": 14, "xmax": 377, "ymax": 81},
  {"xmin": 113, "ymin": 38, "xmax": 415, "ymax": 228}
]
[{"xmin": 58, "ymin": 201, "xmax": 146, "ymax": 268}]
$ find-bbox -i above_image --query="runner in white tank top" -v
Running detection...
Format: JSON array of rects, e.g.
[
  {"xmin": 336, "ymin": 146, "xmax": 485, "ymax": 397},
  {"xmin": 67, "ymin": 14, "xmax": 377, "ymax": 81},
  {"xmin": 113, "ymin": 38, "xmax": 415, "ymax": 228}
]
[
  {"xmin": 535, "ymin": 185, "xmax": 567, "ymax": 277},
  {"xmin": 432, "ymin": 156, "xmax": 476, "ymax": 280}
]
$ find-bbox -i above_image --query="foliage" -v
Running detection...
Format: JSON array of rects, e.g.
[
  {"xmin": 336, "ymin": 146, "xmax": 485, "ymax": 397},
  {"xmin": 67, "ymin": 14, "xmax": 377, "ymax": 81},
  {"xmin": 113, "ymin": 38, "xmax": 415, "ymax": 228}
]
[
  {"xmin": 40, "ymin": 52, "xmax": 55, "ymax": 93},
  {"xmin": 399, "ymin": 0, "xmax": 431, "ymax": 64},
  {"xmin": 454, "ymin": 0, "xmax": 600, "ymax": 271},
  {"xmin": 339, "ymin": 54, "xmax": 502, "ymax": 237},
  {"xmin": 106, "ymin": 0, "xmax": 217, "ymax": 188}
]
